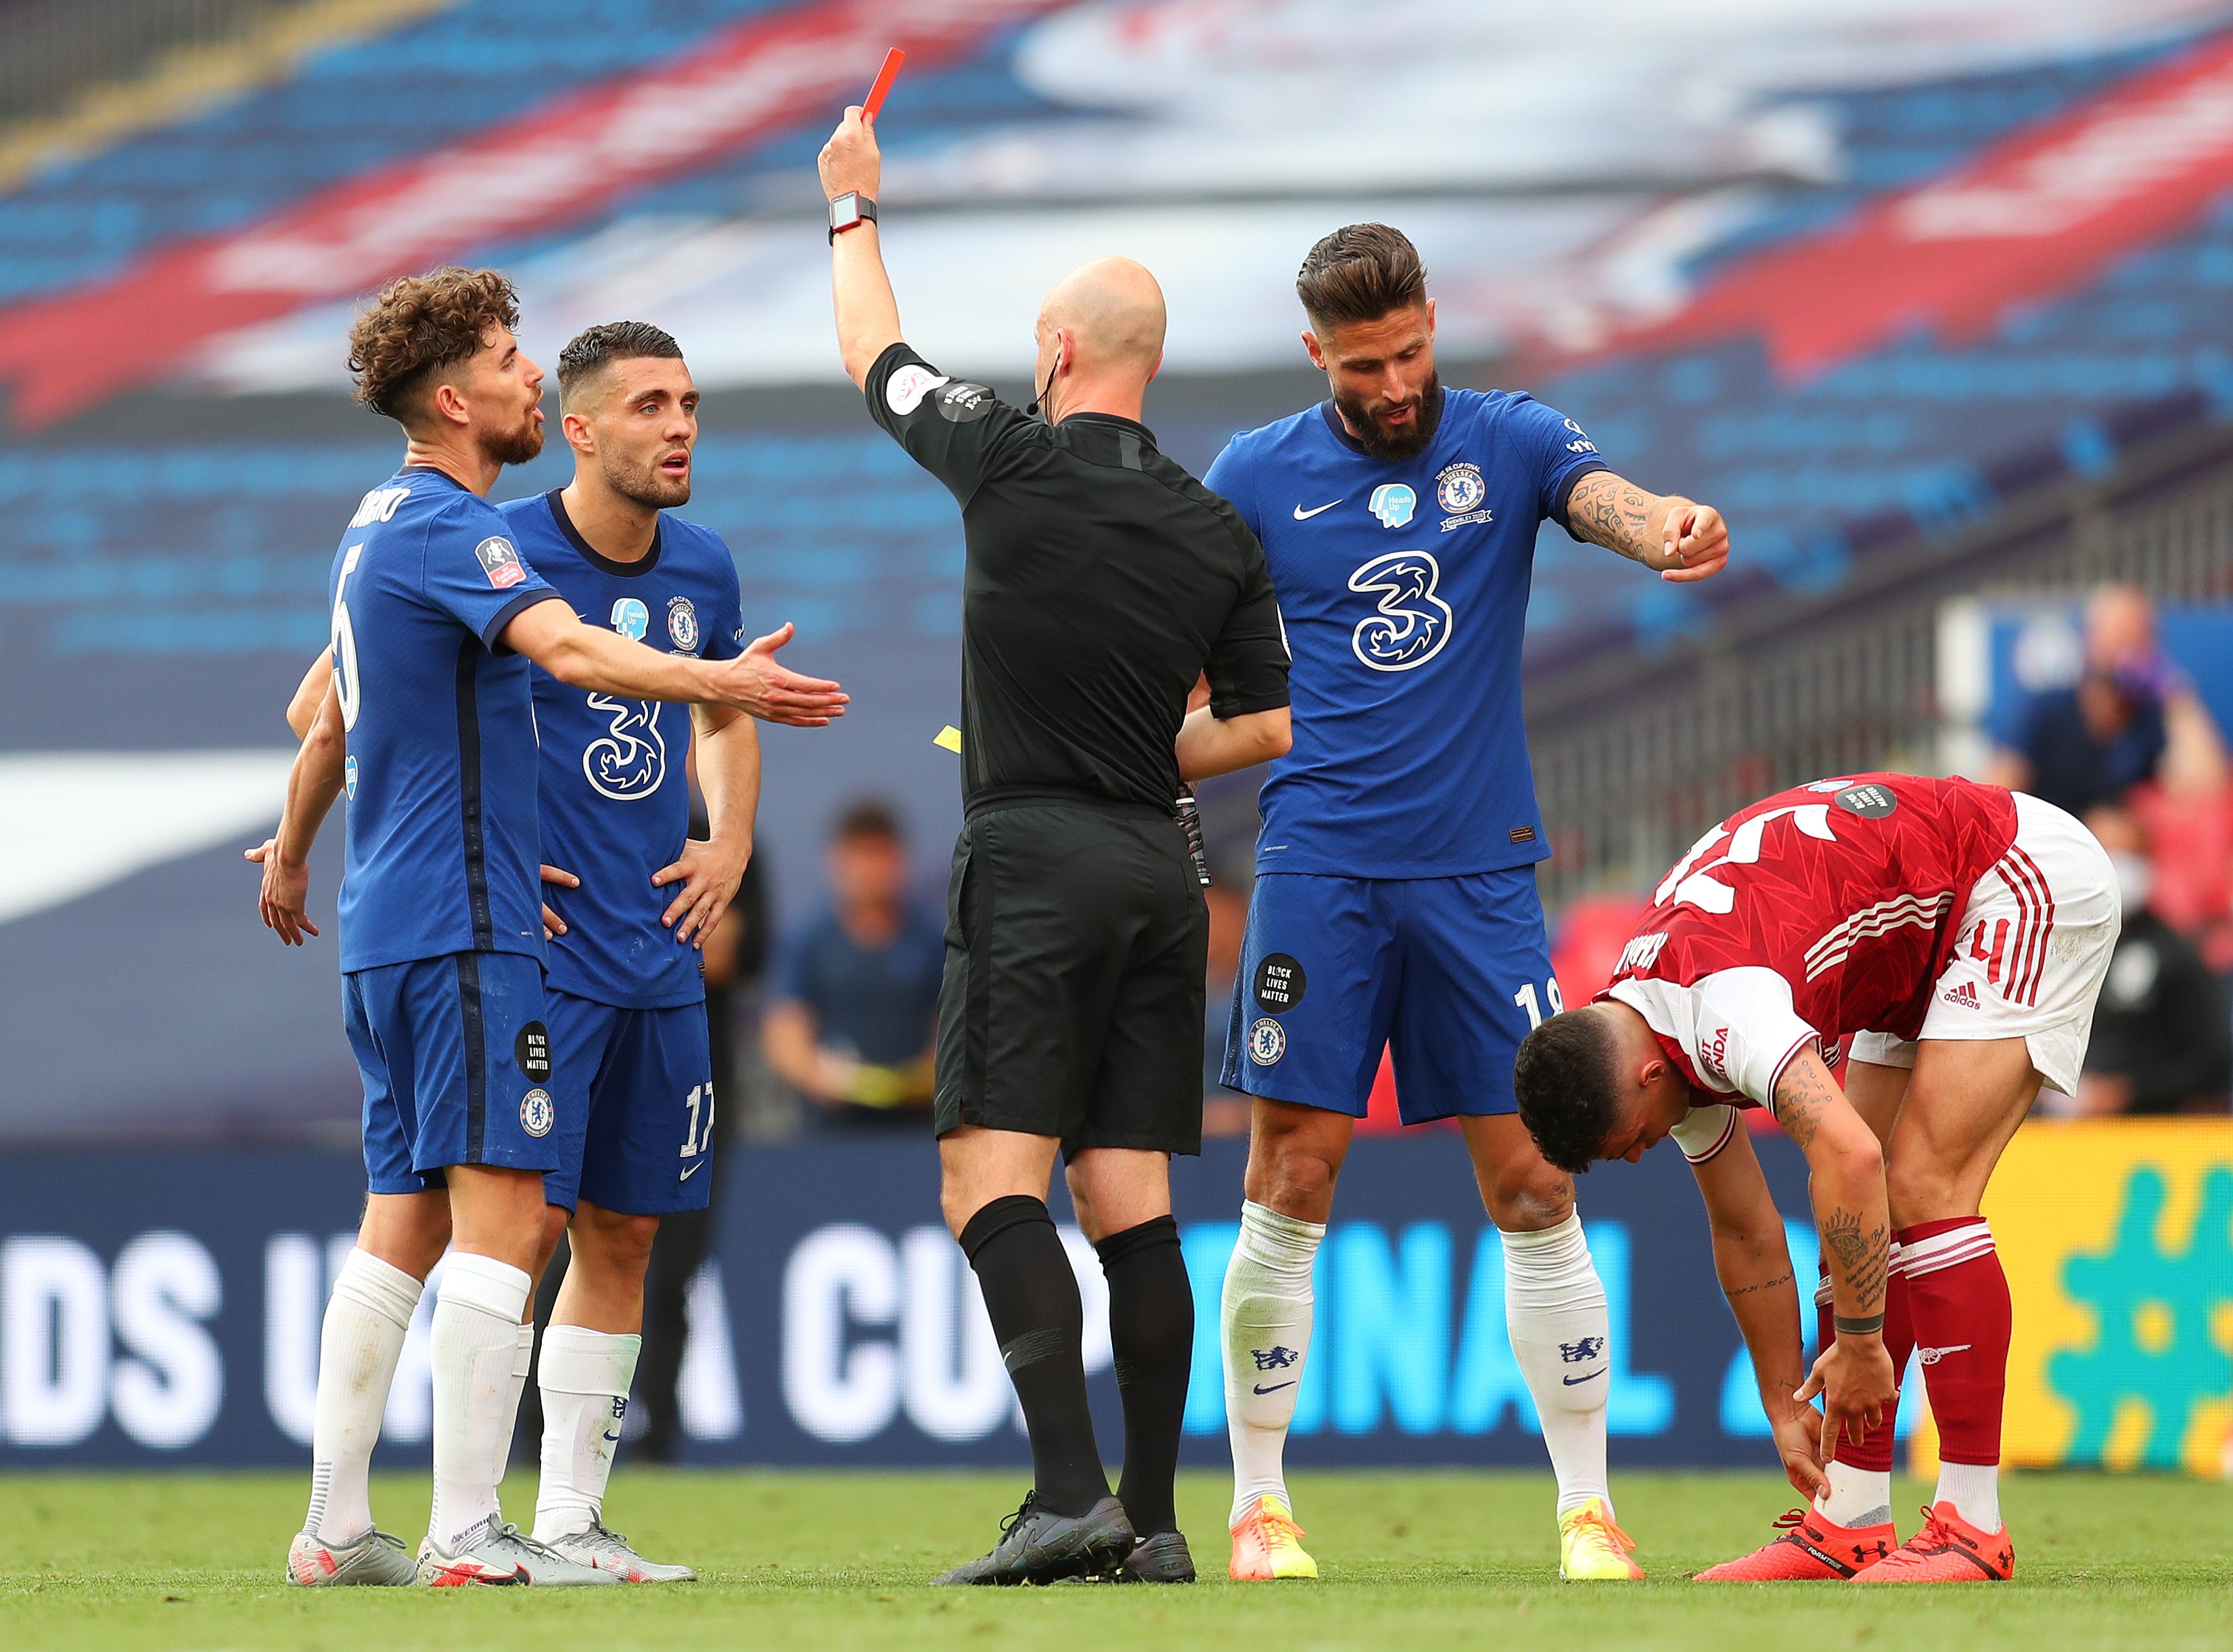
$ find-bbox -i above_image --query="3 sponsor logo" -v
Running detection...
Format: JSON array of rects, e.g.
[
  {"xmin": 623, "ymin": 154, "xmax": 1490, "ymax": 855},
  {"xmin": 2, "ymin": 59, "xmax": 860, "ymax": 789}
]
[{"xmin": 1348, "ymin": 550, "xmax": 1453, "ymax": 672}]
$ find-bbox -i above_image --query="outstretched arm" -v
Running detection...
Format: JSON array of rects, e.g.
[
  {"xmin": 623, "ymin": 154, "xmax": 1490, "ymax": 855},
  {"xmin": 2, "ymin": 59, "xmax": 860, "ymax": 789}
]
[
  {"xmin": 1691, "ymin": 1124, "xmax": 1829, "ymax": 1500},
  {"xmin": 820, "ymin": 106, "xmax": 900, "ymax": 389},
  {"xmin": 503, "ymin": 601, "xmax": 847, "ymax": 726},
  {"xmin": 1565, "ymin": 470, "xmax": 1729, "ymax": 583},
  {"xmin": 1774, "ymin": 1049, "xmax": 1898, "ymax": 1459}
]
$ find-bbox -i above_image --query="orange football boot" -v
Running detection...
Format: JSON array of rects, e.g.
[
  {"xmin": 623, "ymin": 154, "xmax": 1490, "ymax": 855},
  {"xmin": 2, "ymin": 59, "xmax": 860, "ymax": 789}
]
[
  {"xmin": 1228, "ymin": 1494, "xmax": 1317, "ymax": 1580},
  {"xmin": 1854, "ymin": 1502, "xmax": 2014, "ymax": 1582},
  {"xmin": 1694, "ymin": 1509, "xmax": 1897, "ymax": 1581}
]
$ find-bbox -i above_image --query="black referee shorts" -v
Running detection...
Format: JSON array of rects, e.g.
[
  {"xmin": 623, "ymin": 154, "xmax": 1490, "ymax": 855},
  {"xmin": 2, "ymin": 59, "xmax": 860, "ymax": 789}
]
[{"xmin": 934, "ymin": 800, "xmax": 1207, "ymax": 1157}]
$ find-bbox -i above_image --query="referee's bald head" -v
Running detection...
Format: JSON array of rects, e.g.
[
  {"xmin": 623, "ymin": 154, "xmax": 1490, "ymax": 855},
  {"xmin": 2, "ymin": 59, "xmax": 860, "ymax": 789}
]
[{"xmin": 1035, "ymin": 257, "xmax": 1166, "ymax": 396}]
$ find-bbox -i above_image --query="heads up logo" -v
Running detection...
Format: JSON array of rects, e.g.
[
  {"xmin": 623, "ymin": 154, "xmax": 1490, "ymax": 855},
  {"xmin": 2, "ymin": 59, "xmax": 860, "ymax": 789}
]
[
  {"xmin": 1368, "ymin": 483, "xmax": 1417, "ymax": 529},
  {"xmin": 610, "ymin": 597, "xmax": 649, "ymax": 642}
]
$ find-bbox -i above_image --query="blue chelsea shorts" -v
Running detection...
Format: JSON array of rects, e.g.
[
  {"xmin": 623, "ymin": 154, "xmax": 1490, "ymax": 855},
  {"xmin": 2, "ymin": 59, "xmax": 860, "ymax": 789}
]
[
  {"xmin": 346, "ymin": 949, "xmax": 559, "ymax": 1193},
  {"xmin": 540, "ymin": 988, "xmax": 716, "ymax": 1216},
  {"xmin": 1220, "ymin": 868, "xmax": 1560, "ymax": 1124}
]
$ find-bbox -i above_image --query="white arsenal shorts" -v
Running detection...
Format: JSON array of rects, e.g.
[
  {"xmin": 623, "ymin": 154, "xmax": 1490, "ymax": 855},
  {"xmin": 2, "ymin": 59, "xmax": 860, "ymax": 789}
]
[{"xmin": 1848, "ymin": 791, "xmax": 2119, "ymax": 1094}]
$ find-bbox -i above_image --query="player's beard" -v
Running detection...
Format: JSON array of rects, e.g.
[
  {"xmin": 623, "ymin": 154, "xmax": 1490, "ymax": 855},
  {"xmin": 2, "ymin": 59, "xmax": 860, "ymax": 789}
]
[
  {"xmin": 602, "ymin": 449, "xmax": 692, "ymax": 510},
  {"xmin": 1335, "ymin": 373, "xmax": 1443, "ymax": 463},
  {"xmin": 480, "ymin": 409, "xmax": 545, "ymax": 468}
]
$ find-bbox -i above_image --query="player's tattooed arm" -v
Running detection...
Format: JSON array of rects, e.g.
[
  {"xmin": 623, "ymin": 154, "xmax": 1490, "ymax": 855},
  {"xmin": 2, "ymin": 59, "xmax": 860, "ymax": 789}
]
[
  {"xmin": 1565, "ymin": 471, "xmax": 1729, "ymax": 584},
  {"xmin": 1776, "ymin": 1047, "xmax": 1898, "ymax": 1451},
  {"xmin": 1824, "ymin": 1206, "xmax": 1890, "ymax": 1315}
]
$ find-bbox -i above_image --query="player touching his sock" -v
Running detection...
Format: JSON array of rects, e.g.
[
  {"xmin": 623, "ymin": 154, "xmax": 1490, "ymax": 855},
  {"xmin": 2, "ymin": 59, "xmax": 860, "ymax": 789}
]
[{"xmin": 1514, "ymin": 772, "xmax": 2119, "ymax": 1584}]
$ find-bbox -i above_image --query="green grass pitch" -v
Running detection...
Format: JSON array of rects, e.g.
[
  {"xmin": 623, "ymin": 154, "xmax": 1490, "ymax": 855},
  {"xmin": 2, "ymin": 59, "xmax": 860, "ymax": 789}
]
[{"xmin": 1, "ymin": 1467, "xmax": 2226, "ymax": 1651}]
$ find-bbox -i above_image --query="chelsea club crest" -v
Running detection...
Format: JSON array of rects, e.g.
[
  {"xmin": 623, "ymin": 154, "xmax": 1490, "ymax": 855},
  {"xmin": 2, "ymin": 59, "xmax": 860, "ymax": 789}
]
[
  {"xmin": 667, "ymin": 596, "xmax": 699, "ymax": 651},
  {"xmin": 1436, "ymin": 462, "xmax": 1485, "ymax": 515}
]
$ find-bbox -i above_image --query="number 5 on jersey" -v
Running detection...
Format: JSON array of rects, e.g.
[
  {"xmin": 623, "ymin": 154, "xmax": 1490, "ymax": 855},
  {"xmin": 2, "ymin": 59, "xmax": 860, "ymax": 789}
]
[{"xmin": 331, "ymin": 543, "xmax": 365, "ymax": 731}]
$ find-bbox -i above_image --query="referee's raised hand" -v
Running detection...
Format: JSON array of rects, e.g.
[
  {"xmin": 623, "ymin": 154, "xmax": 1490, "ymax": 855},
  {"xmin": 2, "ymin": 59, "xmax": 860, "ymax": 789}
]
[
  {"xmin": 704, "ymin": 621, "xmax": 849, "ymax": 726},
  {"xmin": 818, "ymin": 104, "xmax": 881, "ymax": 200}
]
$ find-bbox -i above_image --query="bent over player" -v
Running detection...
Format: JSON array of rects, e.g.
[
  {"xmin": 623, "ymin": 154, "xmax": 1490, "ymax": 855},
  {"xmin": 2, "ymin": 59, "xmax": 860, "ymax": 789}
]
[
  {"xmin": 256, "ymin": 271, "xmax": 842, "ymax": 1587},
  {"xmin": 1205, "ymin": 223, "xmax": 1730, "ymax": 1582},
  {"xmin": 1513, "ymin": 774, "xmax": 2117, "ymax": 1582}
]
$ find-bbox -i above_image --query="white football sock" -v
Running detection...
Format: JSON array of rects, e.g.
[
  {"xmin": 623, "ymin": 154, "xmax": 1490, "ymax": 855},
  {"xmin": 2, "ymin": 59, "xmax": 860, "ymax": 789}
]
[
  {"xmin": 1936, "ymin": 1460, "xmax": 2001, "ymax": 1532},
  {"xmin": 533, "ymin": 1325, "xmax": 642, "ymax": 1542},
  {"xmin": 494, "ymin": 1321, "xmax": 534, "ymax": 1501},
  {"xmin": 1222, "ymin": 1201, "xmax": 1323, "ymax": 1530},
  {"xmin": 1816, "ymin": 1460, "xmax": 1892, "ymax": 1528},
  {"xmin": 428, "ymin": 1252, "xmax": 532, "ymax": 1552},
  {"xmin": 1501, "ymin": 1211, "xmax": 1613, "ymax": 1519},
  {"xmin": 304, "ymin": 1248, "xmax": 421, "ymax": 1543}
]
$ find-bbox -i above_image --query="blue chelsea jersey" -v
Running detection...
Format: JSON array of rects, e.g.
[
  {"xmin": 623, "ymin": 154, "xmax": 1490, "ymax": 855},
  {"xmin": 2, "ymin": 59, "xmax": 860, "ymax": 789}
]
[
  {"xmin": 501, "ymin": 491, "xmax": 747, "ymax": 1009},
  {"xmin": 331, "ymin": 467, "xmax": 558, "ymax": 972},
  {"xmin": 1205, "ymin": 390, "xmax": 1607, "ymax": 879}
]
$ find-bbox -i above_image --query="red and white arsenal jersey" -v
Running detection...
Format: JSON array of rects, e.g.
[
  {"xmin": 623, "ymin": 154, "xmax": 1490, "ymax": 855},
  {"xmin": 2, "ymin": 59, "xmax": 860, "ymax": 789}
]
[{"xmin": 1601, "ymin": 775, "xmax": 2020, "ymax": 1124}]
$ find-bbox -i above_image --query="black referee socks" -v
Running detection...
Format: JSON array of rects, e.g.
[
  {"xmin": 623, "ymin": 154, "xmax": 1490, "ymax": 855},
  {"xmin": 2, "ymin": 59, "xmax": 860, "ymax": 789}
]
[
  {"xmin": 1095, "ymin": 1214, "xmax": 1191, "ymax": 1540},
  {"xmin": 959, "ymin": 1196, "xmax": 1110, "ymax": 1518}
]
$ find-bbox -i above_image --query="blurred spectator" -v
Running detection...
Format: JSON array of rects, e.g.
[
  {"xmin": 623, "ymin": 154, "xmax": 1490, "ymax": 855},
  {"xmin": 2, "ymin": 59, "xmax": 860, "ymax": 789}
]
[
  {"xmin": 2065, "ymin": 806, "xmax": 2231, "ymax": 1118},
  {"xmin": 1991, "ymin": 584, "xmax": 2225, "ymax": 817},
  {"xmin": 762, "ymin": 799, "xmax": 942, "ymax": 1130},
  {"xmin": 1201, "ymin": 870, "xmax": 1251, "ymax": 1138}
]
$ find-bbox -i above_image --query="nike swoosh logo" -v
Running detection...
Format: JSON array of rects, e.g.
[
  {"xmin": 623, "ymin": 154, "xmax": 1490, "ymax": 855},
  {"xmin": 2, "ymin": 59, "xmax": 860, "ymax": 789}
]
[
  {"xmin": 600, "ymin": 1428, "xmax": 621, "ymax": 1445},
  {"xmin": 1252, "ymin": 1381, "xmax": 1297, "ymax": 1395},
  {"xmin": 680, "ymin": 1159, "xmax": 705, "ymax": 1180},
  {"xmin": 1292, "ymin": 500, "xmax": 1340, "ymax": 520},
  {"xmin": 1561, "ymin": 1368, "xmax": 1608, "ymax": 1386}
]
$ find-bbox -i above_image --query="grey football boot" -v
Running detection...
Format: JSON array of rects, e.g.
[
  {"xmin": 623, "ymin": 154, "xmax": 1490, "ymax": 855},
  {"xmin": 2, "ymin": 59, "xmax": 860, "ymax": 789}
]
[
  {"xmin": 416, "ymin": 1517, "xmax": 620, "ymax": 1586},
  {"xmin": 541, "ymin": 1518, "xmax": 697, "ymax": 1582},
  {"xmin": 285, "ymin": 1526, "xmax": 421, "ymax": 1587},
  {"xmin": 934, "ymin": 1492, "xmax": 1136, "ymax": 1586}
]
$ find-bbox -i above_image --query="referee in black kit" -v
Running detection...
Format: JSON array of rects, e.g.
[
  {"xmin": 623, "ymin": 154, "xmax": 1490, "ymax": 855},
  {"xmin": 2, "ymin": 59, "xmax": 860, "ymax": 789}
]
[{"xmin": 819, "ymin": 107, "xmax": 1292, "ymax": 1586}]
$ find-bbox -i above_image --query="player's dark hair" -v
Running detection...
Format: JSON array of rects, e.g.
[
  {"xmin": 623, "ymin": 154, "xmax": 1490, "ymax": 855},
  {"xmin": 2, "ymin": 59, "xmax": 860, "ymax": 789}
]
[
  {"xmin": 1296, "ymin": 223, "xmax": 1428, "ymax": 334},
  {"xmin": 832, "ymin": 797, "xmax": 904, "ymax": 844},
  {"xmin": 557, "ymin": 320, "xmax": 685, "ymax": 409},
  {"xmin": 1513, "ymin": 1009, "xmax": 1623, "ymax": 1175},
  {"xmin": 346, "ymin": 266, "xmax": 520, "ymax": 425}
]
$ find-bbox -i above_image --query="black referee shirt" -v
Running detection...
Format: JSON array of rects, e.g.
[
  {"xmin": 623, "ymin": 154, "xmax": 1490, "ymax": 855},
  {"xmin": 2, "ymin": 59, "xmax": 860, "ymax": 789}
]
[{"xmin": 867, "ymin": 342, "xmax": 1290, "ymax": 814}]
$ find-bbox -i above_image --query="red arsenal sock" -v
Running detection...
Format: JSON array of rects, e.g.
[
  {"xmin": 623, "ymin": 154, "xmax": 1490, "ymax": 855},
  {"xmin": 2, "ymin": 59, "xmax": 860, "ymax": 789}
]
[
  {"xmin": 1816, "ymin": 1250, "xmax": 1914, "ymax": 1477},
  {"xmin": 1899, "ymin": 1218, "xmax": 2012, "ymax": 1505}
]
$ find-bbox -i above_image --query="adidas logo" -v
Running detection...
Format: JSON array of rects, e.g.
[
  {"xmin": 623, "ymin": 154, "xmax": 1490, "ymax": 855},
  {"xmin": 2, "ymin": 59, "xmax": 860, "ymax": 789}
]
[{"xmin": 1941, "ymin": 981, "xmax": 1981, "ymax": 1010}]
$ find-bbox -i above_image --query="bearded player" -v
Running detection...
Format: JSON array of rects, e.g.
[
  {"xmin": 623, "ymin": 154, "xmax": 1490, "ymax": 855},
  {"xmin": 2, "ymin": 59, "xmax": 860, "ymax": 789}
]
[
  {"xmin": 1513, "ymin": 774, "xmax": 2118, "ymax": 1582},
  {"xmin": 1205, "ymin": 223, "xmax": 1730, "ymax": 1582}
]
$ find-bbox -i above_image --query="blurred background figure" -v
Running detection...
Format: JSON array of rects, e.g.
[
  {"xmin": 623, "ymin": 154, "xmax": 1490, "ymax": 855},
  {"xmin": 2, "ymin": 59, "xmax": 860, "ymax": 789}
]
[
  {"xmin": 762, "ymin": 799, "xmax": 941, "ymax": 1132},
  {"xmin": 2061, "ymin": 805, "xmax": 2232, "ymax": 1119},
  {"xmin": 1990, "ymin": 584, "xmax": 2224, "ymax": 817}
]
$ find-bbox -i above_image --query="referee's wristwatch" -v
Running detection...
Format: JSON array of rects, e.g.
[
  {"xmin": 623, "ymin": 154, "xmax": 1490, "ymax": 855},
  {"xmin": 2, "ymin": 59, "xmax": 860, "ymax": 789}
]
[{"xmin": 828, "ymin": 191, "xmax": 877, "ymax": 242}]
